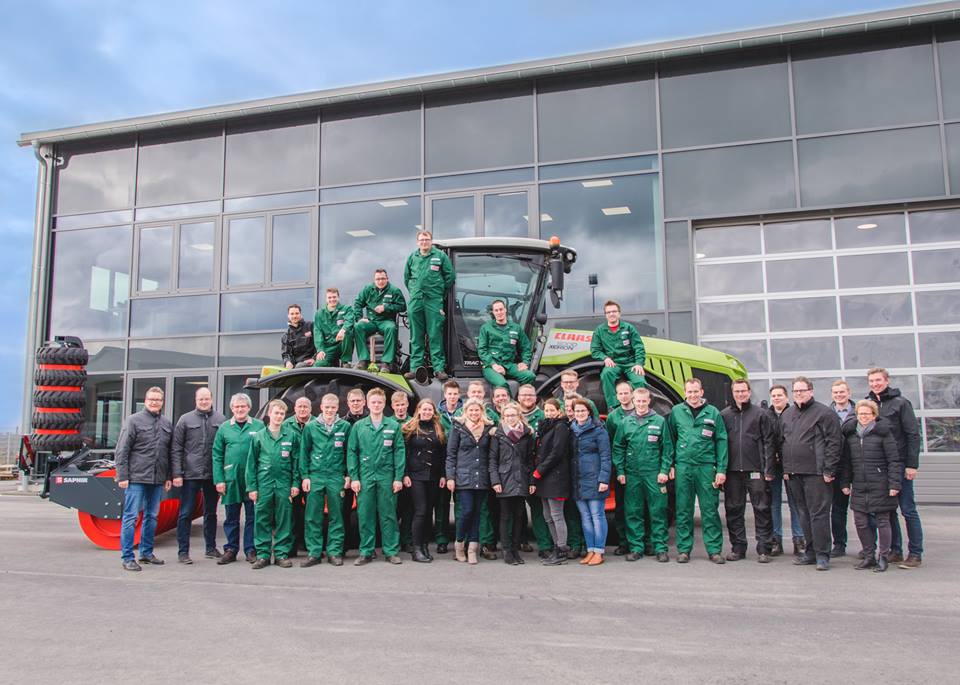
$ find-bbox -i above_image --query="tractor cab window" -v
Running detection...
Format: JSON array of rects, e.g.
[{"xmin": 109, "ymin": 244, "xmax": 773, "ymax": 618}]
[{"xmin": 449, "ymin": 252, "xmax": 543, "ymax": 370}]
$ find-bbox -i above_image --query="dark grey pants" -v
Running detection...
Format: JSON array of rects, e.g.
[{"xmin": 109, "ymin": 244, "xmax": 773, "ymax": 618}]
[
  {"xmin": 541, "ymin": 497, "xmax": 568, "ymax": 547},
  {"xmin": 854, "ymin": 509, "xmax": 892, "ymax": 558},
  {"xmin": 724, "ymin": 471, "xmax": 773, "ymax": 555},
  {"xmin": 786, "ymin": 474, "xmax": 833, "ymax": 556}
]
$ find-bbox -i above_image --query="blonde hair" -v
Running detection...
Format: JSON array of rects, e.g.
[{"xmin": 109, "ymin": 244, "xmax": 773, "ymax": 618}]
[
  {"xmin": 457, "ymin": 398, "xmax": 494, "ymax": 426},
  {"xmin": 855, "ymin": 399, "xmax": 879, "ymax": 417}
]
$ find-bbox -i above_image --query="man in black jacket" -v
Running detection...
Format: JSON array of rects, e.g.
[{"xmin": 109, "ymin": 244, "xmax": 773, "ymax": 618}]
[
  {"xmin": 778, "ymin": 377, "xmax": 843, "ymax": 571},
  {"xmin": 867, "ymin": 368, "xmax": 923, "ymax": 568},
  {"xmin": 721, "ymin": 379, "xmax": 776, "ymax": 563},
  {"xmin": 172, "ymin": 387, "xmax": 226, "ymax": 564},
  {"xmin": 281, "ymin": 304, "xmax": 316, "ymax": 368}
]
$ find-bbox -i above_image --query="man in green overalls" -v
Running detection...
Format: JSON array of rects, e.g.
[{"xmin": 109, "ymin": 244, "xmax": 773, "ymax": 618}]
[
  {"xmin": 605, "ymin": 380, "xmax": 635, "ymax": 555},
  {"xmin": 591, "ymin": 300, "xmax": 646, "ymax": 411},
  {"xmin": 478, "ymin": 299, "xmax": 536, "ymax": 389},
  {"xmin": 403, "ymin": 230, "xmax": 455, "ymax": 381},
  {"xmin": 246, "ymin": 400, "xmax": 301, "ymax": 569},
  {"xmin": 299, "ymin": 393, "xmax": 352, "ymax": 567},
  {"xmin": 347, "ymin": 388, "xmax": 406, "ymax": 565},
  {"xmin": 667, "ymin": 377, "xmax": 728, "ymax": 564},
  {"xmin": 353, "ymin": 268, "xmax": 407, "ymax": 373},
  {"xmin": 281, "ymin": 396, "xmax": 313, "ymax": 557},
  {"xmin": 613, "ymin": 386, "xmax": 674, "ymax": 563},
  {"xmin": 314, "ymin": 287, "xmax": 355, "ymax": 367}
]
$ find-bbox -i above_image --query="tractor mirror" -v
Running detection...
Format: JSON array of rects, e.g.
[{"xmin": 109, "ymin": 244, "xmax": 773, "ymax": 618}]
[
  {"xmin": 549, "ymin": 289, "xmax": 561, "ymax": 309},
  {"xmin": 549, "ymin": 256, "xmax": 564, "ymax": 292},
  {"xmin": 535, "ymin": 309, "xmax": 548, "ymax": 325}
]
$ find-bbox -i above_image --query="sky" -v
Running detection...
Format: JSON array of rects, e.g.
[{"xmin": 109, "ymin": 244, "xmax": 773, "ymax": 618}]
[{"xmin": 0, "ymin": 0, "xmax": 929, "ymax": 427}]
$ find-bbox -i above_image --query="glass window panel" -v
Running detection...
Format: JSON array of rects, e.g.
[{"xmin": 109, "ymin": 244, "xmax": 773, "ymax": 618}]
[
  {"xmin": 840, "ymin": 292, "xmax": 913, "ymax": 328},
  {"xmin": 84, "ymin": 374, "xmax": 123, "ymax": 449},
  {"xmin": 172, "ymin": 376, "xmax": 211, "ymax": 424},
  {"xmin": 134, "ymin": 200, "xmax": 220, "ymax": 222},
  {"xmin": 320, "ymin": 180, "xmax": 419, "ymax": 204},
  {"xmin": 222, "ymin": 375, "xmax": 262, "ymax": 416},
  {"xmin": 668, "ymin": 312, "xmax": 694, "ymax": 344},
  {"xmin": 321, "ymin": 105, "xmax": 420, "ymax": 185},
  {"xmin": 271, "ymin": 212, "xmax": 311, "ymax": 283},
  {"xmin": 225, "ymin": 116, "xmax": 318, "ymax": 196},
  {"xmin": 915, "ymin": 289, "xmax": 960, "ymax": 324},
  {"xmin": 770, "ymin": 337, "xmax": 840, "ymax": 371},
  {"xmin": 55, "ymin": 210, "xmax": 133, "ymax": 230},
  {"xmin": 483, "ymin": 191, "xmax": 528, "ymax": 237},
  {"xmin": 178, "ymin": 221, "xmax": 215, "ymax": 290},
  {"xmin": 763, "ymin": 219, "xmax": 832, "ymax": 254},
  {"xmin": 425, "ymin": 88, "xmax": 534, "ymax": 174},
  {"xmin": 219, "ymin": 334, "xmax": 280, "ymax": 368},
  {"xmin": 919, "ymin": 332, "xmax": 960, "ymax": 367},
  {"xmin": 539, "ymin": 174, "xmax": 662, "ymax": 314},
  {"xmin": 925, "ymin": 418, "xmax": 960, "ymax": 452},
  {"xmin": 127, "ymin": 337, "xmax": 215, "ymax": 370},
  {"xmin": 55, "ymin": 141, "xmax": 135, "ymax": 214},
  {"xmin": 768, "ymin": 296, "xmax": 837, "ymax": 331},
  {"xmin": 663, "ymin": 142, "xmax": 795, "ymax": 218},
  {"xmin": 766, "ymin": 257, "xmax": 835, "ymax": 292},
  {"xmin": 837, "ymin": 253, "xmax": 909, "ymax": 288},
  {"xmin": 843, "ymin": 333, "xmax": 917, "ymax": 369},
  {"xmin": 538, "ymin": 155, "xmax": 657, "ymax": 181},
  {"xmin": 835, "ymin": 214, "xmax": 906, "ymax": 249},
  {"xmin": 792, "ymin": 36, "xmax": 938, "ymax": 134},
  {"xmin": 660, "ymin": 54, "xmax": 791, "ymax": 148},
  {"xmin": 846, "ymin": 375, "xmax": 919, "ymax": 405},
  {"xmin": 693, "ymin": 225, "xmax": 761, "ymax": 259},
  {"xmin": 798, "ymin": 127, "xmax": 944, "ymax": 207},
  {"xmin": 909, "ymin": 208, "xmax": 960, "ymax": 243},
  {"xmin": 695, "ymin": 262, "xmax": 763, "ymax": 297},
  {"xmin": 320, "ymin": 198, "xmax": 421, "ymax": 299},
  {"xmin": 220, "ymin": 288, "xmax": 314, "ymax": 333},
  {"xmin": 224, "ymin": 191, "xmax": 315, "ymax": 213},
  {"xmin": 431, "ymin": 196, "xmax": 475, "ymax": 239},
  {"xmin": 704, "ymin": 339, "xmax": 768, "ymax": 373},
  {"xmin": 85, "ymin": 341, "xmax": 125, "ymax": 372},
  {"xmin": 666, "ymin": 221, "xmax": 692, "ymax": 308},
  {"xmin": 129, "ymin": 294, "xmax": 217, "ymax": 337},
  {"xmin": 947, "ymin": 124, "xmax": 960, "ymax": 196},
  {"xmin": 137, "ymin": 226, "xmax": 172, "ymax": 292},
  {"xmin": 537, "ymin": 72, "xmax": 656, "ymax": 161},
  {"xmin": 912, "ymin": 249, "xmax": 960, "ymax": 285},
  {"xmin": 425, "ymin": 168, "xmax": 533, "ymax": 193},
  {"xmin": 936, "ymin": 32, "xmax": 960, "ymax": 119},
  {"xmin": 922, "ymin": 374, "xmax": 960, "ymax": 410},
  {"xmin": 130, "ymin": 377, "xmax": 165, "ymax": 414},
  {"xmin": 698, "ymin": 301, "xmax": 765, "ymax": 335},
  {"xmin": 136, "ymin": 130, "xmax": 222, "ymax": 206},
  {"xmin": 226, "ymin": 216, "xmax": 265, "ymax": 286},
  {"xmin": 49, "ymin": 226, "xmax": 131, "ymax": 339}
]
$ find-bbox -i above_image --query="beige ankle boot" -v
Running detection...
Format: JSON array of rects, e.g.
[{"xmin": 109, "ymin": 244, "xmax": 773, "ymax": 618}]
[
  {"xmin": 454, "ymin": 540, "xmax": 466, "ymax": 562},
  {"xmin": 467, "ymin": 542, "xmax": 479, "ymax": 565}
]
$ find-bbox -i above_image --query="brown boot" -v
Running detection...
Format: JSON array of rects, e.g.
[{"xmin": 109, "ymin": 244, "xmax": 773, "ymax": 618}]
[
  {"xmin": 454, "ymin": 541, "xmax": 466, "ymax": 562},
  {"xmin": 467, "ymin": 542, "xmax": 479, "ymax": 565}
]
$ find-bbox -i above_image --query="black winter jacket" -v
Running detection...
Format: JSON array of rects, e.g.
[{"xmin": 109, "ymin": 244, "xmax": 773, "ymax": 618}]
[
  {"xmin": 533, "ymin": 417, "xmax": 572, "ymax": 499},
  {"xmin": 404, "ymin": 422, "xmax": 444, "ymax": 482},
  {"xmin": 115, "ymin": 409, "xmax": 173, "ymax": 484},
  {"xmin": 721, "ymin": 400, "xmax": 776, "ymax": 476},
  {"xmin": 840, "ymin": 419, "xmax": 903, "ymax": 513},
  {"xmin": 280, "ymin": 321, "xmax": 316, "ymax": 365},
  {"xmin": 867, "ymin": 387, "xmax": 921, "ymax": 469},
  {"xmin": 445, "ymin": 420, "xmax": 492, "ymax": 490},
  {"xmin": 488, "ymin": 424, "xmax": 535, "ymax": 497},
  {"xmin": 778, "ymin": 399, "xmax": 843, "ymax": 476},
  {"xmin": 171, "ymin": 408, "xmax": 226, "ymax": 480}
]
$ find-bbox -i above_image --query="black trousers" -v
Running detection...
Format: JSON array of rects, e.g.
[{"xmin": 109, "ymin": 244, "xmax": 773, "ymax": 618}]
[
  {"xmin": 724, "ymin": 471, "xmax": 773, "ymax": 555},
  {"xmin": 410, "ymin": 479, "xmax": 438, "ymax": 548},
  {"xmin": 498, "ymin": 496, "xmax": 526, "ymax": 552},
  {"xmin": 786, "ymin": 474, "xmax": 833, "ymax": 556},
  {"xmin": 290, "ymin": 492, "xmax": 306, "ymax": 554},
  {"xmin": 831, "ymin": 482, "xmax": 850, "ymax": 547}
]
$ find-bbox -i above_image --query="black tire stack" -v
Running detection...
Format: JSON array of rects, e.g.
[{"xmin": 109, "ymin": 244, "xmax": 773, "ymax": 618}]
[{"xmin": 32, "ymin": 342, "xmax": 88, "ymax": 452}]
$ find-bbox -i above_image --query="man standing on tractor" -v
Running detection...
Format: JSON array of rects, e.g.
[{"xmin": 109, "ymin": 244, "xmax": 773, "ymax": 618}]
[
  {"xmin": 313, "ymin": 287, "xmax": 355, "ymax": 368},
  {"xmin": 478, "ymin": 299, "xmax": 536, "ymax": 389},
  {"xmin": 591, "ymin": 300, "xmax": 646, "ymax": 411},
  {"xmin": 404, "ymin": 230, "xmax": 455, "ymax": 381},
  {"xmin": 353, "ymin": 268, "xmax": 407, "ymax": 373}
]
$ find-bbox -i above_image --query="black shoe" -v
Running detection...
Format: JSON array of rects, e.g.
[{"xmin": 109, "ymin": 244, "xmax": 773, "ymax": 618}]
[
  {"xmin": 725, "ymin": 551, "xmax": 745, "ymax": 562},
  {"xmin": 401, "ymin": 543, "xmax": 414, "ymax": 554},
  {"xmin": 245, "ymin": 551, "xmax": 257, "ymax": 563},
  {"xmin": 792, "ymin": 536, "xmax": 806, "ymax": 556},
  {"xmin": 178, "ymin": 554, "xmax": 193, "ymax": 565},
  {"xmin": 275, "ymin": 558, "xmax": 293, "ymax": 568},
  {"xmin": 625, "ymin": 552, "xmax": 642, "ymax": 562},
  {"xmin": 709, "ymin": 553, "xmax": 726, "ymax": 565},
  {"xmin": 519, "ymin": 542, "xmax": 534, "ymax": 553},
  {"xmin": 386, "ymin": 555, "xmax": 403, "ymax": 565},
  {"xmin": 328, "ymin": 555, "xmax": 343, "ymax": 566},
  {"xmin": 815, "ymin": 555, "xmax": 830, "ymax": 571},
  {"xmin": 412, "ymin": 548, "xmax": 431, "ymax": 563},
  {"xmin": 677, "ymin": 552, "xmax": 690, "ymax": 564},
  {"xmin": 656, "ymin": 552, "xmax": 669, "ymax": 563},
  {"xmin": 538, "ymin": 548, "xmax": 552, "ymax": 559},
  {"xmin": 300, "ymin": 556, "xmax": 322, "ymax": 568},
  {"xmin": 204, "ymin": 548, "xmax": 222, "ymax": 559},
  {"xmin": 354, "ymin": 555, "xmax": 373, "ymax": 566},
  {"xmin": 874, "ymin": 555, "xmax": 889, "ymax": 572},
  {"xmin": 770, "ymin": 538, "xmax": 783, "ymax": 557},
  {"xmin": 514, "ymin": 552, "xmax": 525, "ymax": 565},
  {"xmin": 567, "ymin": 547, "xmax": 581, "ymax": 560},
  {"xmin": 503, "ymin": 551, "xmax": 516, "ymax": 565},
  {"xmin": 855, "ymin": 555, "xmax": 877, "ymax": 570},
  {"xmin": 139, "ymin": 554, "xmax": 164, "ymax": 565},
  {"xmin": 436, "ymin": 543, "xmax": 449, "ymax": 554},
  {"xmin": 757, "ymin": 554, "xmax": 772, "ymax": 564},
  {"xmin": 793, "ymin": 553, "xmax": 816, "ymax": 566},
  {"xmin": 644, "ymin": 545, "xmax": 655, "ymax": 556},
  {"xmin": 217, "ymin": 549, "xmax": 237, "ymax": 565},
  {"xmin": 614, "ymin": 544, "xmax": 629, "ymax": 556},
  {"xmin": 830, "ymin": 544, "xmax": 846, "ymax": 558},
  {"xmin": 435, "ymin": 372, "xmax": 449, "ymax": 381},
  {"xmin": 251, "ymin": 558, "xmax": 270, "ymax": 569},
  {"xmin": 122, "ymin": 560, "xmax": 142, "ymax": 572},
  {"xmin": 421, "ymin": 545, "xmax": 434, "ymax": 561},
  {"xmin": 481, "ymin": 544, "xmax": 498, "ymax": 560},
  {"xmin": 541, "ymin": 547, "xmax": 567, "ymax": 566}
]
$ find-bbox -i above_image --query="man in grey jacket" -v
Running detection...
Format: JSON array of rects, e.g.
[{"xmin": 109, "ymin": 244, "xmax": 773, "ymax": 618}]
[
  {"xmin": 116, "ymin": 386, "xmax": 173, "ymax": 572},
  {"xmin": 172, "ymin": 387, "xmax": 226, "ymax": 564}
]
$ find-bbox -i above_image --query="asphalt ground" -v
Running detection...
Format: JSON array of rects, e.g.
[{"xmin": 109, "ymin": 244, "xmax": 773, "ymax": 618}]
[{"xmin": 1, "ymin": 484, "xmax": 957, "ymax": 683}]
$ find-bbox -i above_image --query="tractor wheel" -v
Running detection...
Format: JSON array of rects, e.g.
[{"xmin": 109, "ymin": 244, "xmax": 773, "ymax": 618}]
[
  {"xmin": 34, "ymin": 368, "xmax": 87, "ymax": 387},
  {"xmin": 36, "ymin": 346, "xmax": 89, "ymax": 366},
  {"xmin": 33, "ymin": 390, "xmax": 86, "ymax": 409},
  {"xmin": 32, "ymin": 411, "xmax": 85, "ymax": 431},
  {"xmin": 30, "ymin": 432, "xmax": 83, "ymax": 452}
]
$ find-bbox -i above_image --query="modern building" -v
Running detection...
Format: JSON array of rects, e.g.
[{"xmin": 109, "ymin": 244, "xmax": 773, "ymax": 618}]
[{"xmin": 18, "ymin": 3, "xmax": 960, "ymax": 501}]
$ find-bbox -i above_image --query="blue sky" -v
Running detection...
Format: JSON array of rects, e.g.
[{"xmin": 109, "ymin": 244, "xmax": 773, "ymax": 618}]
[{"xmin": 0, "ymin": 0, "xmax": 925, "ymax": 427}]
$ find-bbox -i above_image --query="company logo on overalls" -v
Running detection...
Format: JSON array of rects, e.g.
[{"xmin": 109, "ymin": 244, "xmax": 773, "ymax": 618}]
[
  {"xmin": 430, "ymin": 256, "xmax": 441, "ymax": 271},
  {"xmin": 621, "ymin": 330, "xmax": 631, "ymax": 346},
  {"xmin": 509, "ymin": 329, "xmax": 518, "ymax": 346},
  {"xmin": 383, "ymin": 429, "xmax": 395, "ymax": 447},
  {"xmin": 281, "ymin": 441, "xmax": 292, "ymax": 457},
  {"xmin": 334, "ymin": 431, "xmax": 344, "ymax": 448}
]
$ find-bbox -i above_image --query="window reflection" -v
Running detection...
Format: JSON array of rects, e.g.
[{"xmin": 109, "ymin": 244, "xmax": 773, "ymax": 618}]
[
  {"xmin": 840, "ymin": 293, "xmax": 913, "ymax": 328},
  {"xmin": 666, "ymin": 221, "xmax": 693, "ymax": 308},
  {"xmin": 55, "ymin": 142, "xmax": 135, "ymax": 214},
  {"xmin": 225, "ymin": 116, "xmax": 317, "ymax": 197},
  {"xmin": 835, "ymin": 214, "xmax": 905, "ymax": 249},
  {"xmin": 919, "ymin": 332, "xmax": 960, "ymax": 367},
  {"xmin": 909, "ymin": 208, "xmax": 960, "ymax": 243},
  {"xmin": 925, "ymin": 418, "xmax": 960, "ymax": 452},
  {"xmin": 766, "ymin": 257, "xmax": 834, "ymax": 292},
  {"xmin": 706, "ymin": 340, "xmax": 768, "ymax": 373},
  {"xmin": 764, "ymin": 220, "xmax": 831, "ymax": 254},
  {"xmin": 130, "ymin": 295, "xmax": 217, "ymax": 337},
  {"xmin": 127, "ymin": 338, "xmax": 215, "ymax": 370},
  {"xmin": 698, "ymin": 301, "xmax": 765, "ymax": 335},
  {"xmin": 220, "ymin": 334, "xmax": 280, "ymax": 368},
  {"xmin": 136, "ymin": 130, "xmax": 223, "ymax": 206},
  {"xmin": 696, "ymin": 262, "xmax": 763, "ymax": 297},
  {"xmin": 321, "ymin": 105, "xmax": 420, "ymax": 185},
  {"xmin": 179, "ymin": 221, "xmax": 215, "ymax": 289},
  {"xmin": 837, "ymin": 253, "xmax": 908, "ymax": 288},
  {"xmin": 220, "ymin": 288, "xmax": 313, "ymax": 333},
  {"xmin": 226, "ymin": 216, "xmax": 265, "ymax": 286},
  {"xmin": 915, "ymin": 290, "xmax": 960, "ymax": 324},
  {"xmin": 770, "ymin": 337, "xmax": 840, "ymax": 371},
  {"xmin": 431, "ymin": 196, "xmax": 474, "ymax": 239},
  {"xmin": 85, "ymin": 374, "xmax": 124, "ymax": 449},
  {"xmin": 948, "ymin": 124, "xmax": 960, "ymax": 195},
  {"xmin": 483, "ymin": 191, "xmax": 529, "ymax": 237},
  {"xmin": 922, "ymin": 374, "xmax": 960, "ymax": 410},
  {"xmin": 271, "ymin": 213, "xmax": 311, "ymax": 283},
  {"xmin": 694, "ymin": 225, "xmax": 761, "ymax": 259},
  {"xmin": 138, "ymin": 226, "xmax": 172, "ymax": 292},
  {"xmin": 843, "ymin": 333, "xmax": 917, "ymax": 369},
  {"xmin": 768, "ymin": 296, "xmax": 836, "ymax": 331},
  {"xmin": 912, "ymin": 249, "xmax": 960, "ymax": 285},
  {"xmin": 939, "ymin": 32, "xmax": 960, "ymax": 119},
  {"xmin": 85, "ymin": 341, "xmax": 125, "ymax": 372}
]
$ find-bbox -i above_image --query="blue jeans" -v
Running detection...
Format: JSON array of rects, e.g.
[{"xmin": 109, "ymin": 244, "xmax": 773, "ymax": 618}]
[
  {"xmin": 576, "ymin": 498, "xmax": 608, "ymax": 554},
  {"xmin": 770, "ymin": 467, "xmax": 804, "ymax": 539},
  {"xmin": 889, "ymin": 470, "xmax": 923, "ymax": 557},
  {"xmin": 455, "ymin": 490, "xmax": 486, "ymax": 543},
  {"xmin": 120, "ymin": 483, "xmax": 164, "ymax": 562},
  {"xmin": 223, "ymin": 499, "xmax": 255, "ymax": 555},
  {"xmin": 176, "ymin": 479, "xmax": 219, "ymax": 556}
]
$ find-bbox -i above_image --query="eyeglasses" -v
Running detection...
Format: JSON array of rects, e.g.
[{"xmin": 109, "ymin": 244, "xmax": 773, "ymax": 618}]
[{"xmin": 792, "ymin": 388, "xmax": 812, "ymax": 394}]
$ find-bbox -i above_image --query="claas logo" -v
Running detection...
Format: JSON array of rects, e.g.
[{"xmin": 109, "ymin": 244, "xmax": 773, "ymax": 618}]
[{"xmin": 55, "ymin": 476, "xmax": 63, "ymax": 484}]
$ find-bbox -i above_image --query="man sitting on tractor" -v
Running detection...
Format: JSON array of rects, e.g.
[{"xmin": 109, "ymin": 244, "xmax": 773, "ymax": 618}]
[
  {"xmin": 591, "ymin": 299, "xmax": 646, "ymax": 410},
  {"xmin": 353, "ymin": 268, "xmax": 406, "ymax": 373},
  {"xmin": 478, "ymin": 299, "xmax": 536, "ymax": 390}
]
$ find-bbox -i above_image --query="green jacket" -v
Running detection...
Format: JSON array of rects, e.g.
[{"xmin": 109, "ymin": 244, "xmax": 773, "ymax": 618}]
[
  {"xmin": 300, "ymin": 417, "xmax": 352, "ymax": 483},
  {"xmin": 522, "ymin": 407, "xmax": 545, "ymax": 432},
  {"xmin": 282, "ymin": 415, "xmax": 311, "ymax": 435},
  {"xmin": 612, "ymin": 410, "xmax": 674, "ymax": 477},
  {"xmin": 346, "ymin": 415, "xmax": 406, "ymax": 483},
  {"xmin": 212, "ymin": 417, "xmax": 265, "ymax": 505},
  {"xmin": 477, "ymin": 319, "xmax": 532, "ymax": 368},
  {"xmin": 605, "ymin": 405, "xmax": 634, "ymax": 442},
  {"xmin": 245, "ymin": 424, "xmax": 301, "ymax": 494},
  {"xmin": 590, "ymin": 322, "xmax": 645, "ymax": 367},
  {"xmin": 403, "ymin": 247, "xmax": 455, "ymax": 303},
  {"xmin": 667, "ymin": 402, "xmax": 728, "ymax": 470},
  {"xmin": 314, "ymin": 303, "xmax": 355, "ymax": 346},
  {"xmin": 353, "ymin": 282, "xmax": 407, "ymax": 323}
]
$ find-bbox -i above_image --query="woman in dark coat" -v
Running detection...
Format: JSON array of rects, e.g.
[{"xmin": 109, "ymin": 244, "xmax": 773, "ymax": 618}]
[
  {"xmin": 533, "ymin": 399, "xmax": 573, "ymax": 565},
  {"xmin": 401, "ymin": 398, "xmax": 446, "ymax": 563},
  {"xmin": 445, "ymin": 398, "xmax": 494, "ymax": 564},
  {"xmin": 570, "ymin": 398, "xmax": 612, "ymax": 566},
  {"xmin": 489, "ymin": 401, "xmax": 535, "ymax": 566},
  {"xmin": 840, "ymin": 399, "xmax": 902, "ymax": 572}
]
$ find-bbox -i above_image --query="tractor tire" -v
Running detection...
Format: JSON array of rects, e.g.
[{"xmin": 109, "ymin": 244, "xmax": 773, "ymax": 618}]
[
  {"xmin": 32, "ymin": 411, "xmax": 85, "ymax": 431},
  {"xmin": 30, "ymin": 432, "xmax": 84, "ymax": 452},
  {"xmin": 33, "ymin": 390, "xmax": 86, "ymax": 409},
  {"xmin": 34, "ymin": 368, "xmax": 87, "ymax": 387},
  {"xmin": 36, "ymin": 346, "xmax": 89, "ymax": 366}
]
